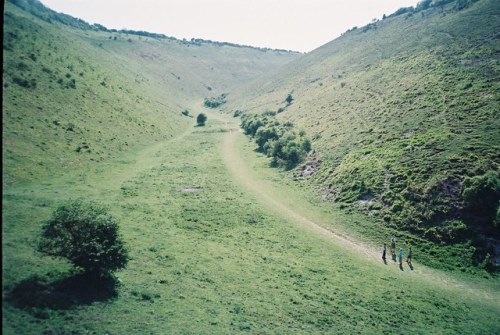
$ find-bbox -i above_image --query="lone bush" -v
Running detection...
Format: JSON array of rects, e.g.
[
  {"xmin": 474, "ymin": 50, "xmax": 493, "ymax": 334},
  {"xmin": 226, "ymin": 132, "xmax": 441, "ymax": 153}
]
[
  {"xmin": 196, "ymin": 113, "xmax": 207, "ymax": 126},
  {"xmin": 38, "ymin": 200, "xmax": 129, "ymax": 275}
]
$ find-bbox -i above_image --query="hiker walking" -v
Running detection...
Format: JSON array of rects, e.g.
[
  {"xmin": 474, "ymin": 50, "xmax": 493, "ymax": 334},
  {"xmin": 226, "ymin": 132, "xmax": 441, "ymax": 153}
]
[
  {"xmin": 390, "ymin": 238, "xmax": 396, "ymax": 255},
  {"xmin": 407, "ymin": 246, "xmax": 412, "ymax": 264},
  {"xmin": 398, "ymin": 248, "xmax": 404, "ymax": 265},
  {"xmin": 382, "ymin": 243, "xmax": 387, "ymax": 260}
]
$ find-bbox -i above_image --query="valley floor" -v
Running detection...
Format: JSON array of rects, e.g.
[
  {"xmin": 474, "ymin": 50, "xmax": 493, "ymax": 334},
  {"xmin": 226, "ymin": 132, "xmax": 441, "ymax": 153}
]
[{"xmin": 3, "ymin": 107, "xmax": 500, "ymax": 334}]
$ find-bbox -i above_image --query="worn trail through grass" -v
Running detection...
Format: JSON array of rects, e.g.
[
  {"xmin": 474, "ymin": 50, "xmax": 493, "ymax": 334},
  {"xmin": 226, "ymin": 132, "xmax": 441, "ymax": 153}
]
[{"xmin": 217, "ymin": 115, "xmax": 499, "ymax": 303}]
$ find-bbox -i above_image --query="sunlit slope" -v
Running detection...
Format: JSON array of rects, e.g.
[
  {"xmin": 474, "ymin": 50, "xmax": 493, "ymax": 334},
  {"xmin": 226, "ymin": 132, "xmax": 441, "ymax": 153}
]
[
  {"xmin": 225, "ymin": 0, "xmax": 500, "ymax": 269},
  {"xmin": 2, "ymin": 0, "xmax": 299, "ymax": 186}
]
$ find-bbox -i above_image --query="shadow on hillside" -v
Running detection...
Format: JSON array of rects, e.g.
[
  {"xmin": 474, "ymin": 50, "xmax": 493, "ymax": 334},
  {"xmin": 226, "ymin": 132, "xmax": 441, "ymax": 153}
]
[{"xmin": 5, "ymin": 272, "xmax": 119, "ymax": 311}]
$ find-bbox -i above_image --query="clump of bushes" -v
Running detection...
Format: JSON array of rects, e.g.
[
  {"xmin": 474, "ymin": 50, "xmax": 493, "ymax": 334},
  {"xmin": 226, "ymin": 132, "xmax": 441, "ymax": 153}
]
[
  {"xmin": 13, "ymin": 76, "xmax": 36, "ymax": 88},
  {"xmin": 241, "ymin": 113, "xmax": 311, "ymax": 169},
  {"xmin": 203, "ymin": 94, "xmax": 227, "ymax": 108},
  {"xmin": 387, "ymin": 0, "xmax": 479, "ymax": 19},
  {"xmin": 57, "ymin": 76, "xmax": 76, "ymax": 89}
]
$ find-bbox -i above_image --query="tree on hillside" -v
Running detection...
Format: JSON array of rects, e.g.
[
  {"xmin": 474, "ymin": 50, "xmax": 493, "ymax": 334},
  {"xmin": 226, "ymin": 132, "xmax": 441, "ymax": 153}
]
[
  {"xmin": 38, "ymin": 200, "xmax": 129, "ymax": 276},
  {"xmin": 197, "ymin": 113, "xmax": 207, "ymax": 126}
]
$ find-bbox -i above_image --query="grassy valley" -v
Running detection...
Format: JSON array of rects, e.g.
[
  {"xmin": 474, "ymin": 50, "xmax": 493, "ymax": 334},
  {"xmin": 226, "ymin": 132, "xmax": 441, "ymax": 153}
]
[{"xmin": 3, "ymin": 0, "xmax": 500, "ymax": 334}]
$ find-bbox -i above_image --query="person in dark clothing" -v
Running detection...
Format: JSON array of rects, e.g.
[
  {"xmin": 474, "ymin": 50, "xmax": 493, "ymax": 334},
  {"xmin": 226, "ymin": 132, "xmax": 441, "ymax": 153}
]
[
  {"xmin": 407, "ymin": 246, "xmax": 412, "ymax": 264},
  {"xmin": 382, "ymin": 243, "xmax": 387, "ymax": 260}
]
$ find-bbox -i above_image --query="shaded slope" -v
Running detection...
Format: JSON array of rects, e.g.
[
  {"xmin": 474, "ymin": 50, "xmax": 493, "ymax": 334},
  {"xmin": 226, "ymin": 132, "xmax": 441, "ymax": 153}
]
[
  {"xmin": 2, "ymin": 0, "xmax": 299, "ymax": 186},
  {"xmin": 224, "ymin": 0, "xmax": 500, "ymax": 270}
]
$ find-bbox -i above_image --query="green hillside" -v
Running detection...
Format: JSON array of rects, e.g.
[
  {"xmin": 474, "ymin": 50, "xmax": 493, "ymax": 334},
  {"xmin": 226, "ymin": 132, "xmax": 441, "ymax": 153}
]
[
  {"xmin": 3, "ymin": 0, "xmax": 500, "ymax": 334},
  {"xmin": 2, "ymin": 0, "xmax": 299, "ymax": 187},
  {"xmin": 224, "ymin": 0, "xmax": 500, "ymax": 271}
]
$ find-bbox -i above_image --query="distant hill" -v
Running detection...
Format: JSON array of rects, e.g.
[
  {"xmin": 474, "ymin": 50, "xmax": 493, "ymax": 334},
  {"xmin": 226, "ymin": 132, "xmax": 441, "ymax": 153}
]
[
  {"xmin": 224, "ymin": 0, "xmax": 500, "ymax": 270},
  {"xmin": 2, "ymin": 0, "xmax": 300, "ymax": 186}
]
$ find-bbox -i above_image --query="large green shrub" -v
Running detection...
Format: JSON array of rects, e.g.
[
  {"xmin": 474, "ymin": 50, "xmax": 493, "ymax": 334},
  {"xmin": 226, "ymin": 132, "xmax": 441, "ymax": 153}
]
[
  {"xmin": 38, "ymin": 200, "xmax": 129, "ymax": 275},
  {"xmin": 462, "ymin": 171, "xmax": 500, "ymax": 222},
  {"xmin": 255, "ymin": 126, "xmax": 280, "ymax": 150},
  {"xmin": 241, "ymin": 113, "xmax": 266, "ymax": 136}
]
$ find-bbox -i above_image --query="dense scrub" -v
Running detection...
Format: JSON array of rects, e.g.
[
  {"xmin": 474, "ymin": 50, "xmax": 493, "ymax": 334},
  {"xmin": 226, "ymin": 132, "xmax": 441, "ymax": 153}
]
[
  {"xmin": 241, "ymin": 113, "xmax": 311, "ymax": 169},
  {"xmin": 204, "ymin": 94, "xmax": 227, "ymax": 108}
]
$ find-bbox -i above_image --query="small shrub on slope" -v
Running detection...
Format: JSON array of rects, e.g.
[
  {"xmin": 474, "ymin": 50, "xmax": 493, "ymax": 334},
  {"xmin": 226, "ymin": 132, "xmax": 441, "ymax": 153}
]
[{"xmin": 197, "ymin": 113, "xmax": 207, "ymax": 126}]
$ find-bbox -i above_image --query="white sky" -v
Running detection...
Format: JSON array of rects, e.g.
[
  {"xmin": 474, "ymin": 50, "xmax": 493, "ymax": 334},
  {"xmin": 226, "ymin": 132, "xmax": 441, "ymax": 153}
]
[{"xmin": 39, "ymin": 0, "xmax": 419, "ymax": 52}]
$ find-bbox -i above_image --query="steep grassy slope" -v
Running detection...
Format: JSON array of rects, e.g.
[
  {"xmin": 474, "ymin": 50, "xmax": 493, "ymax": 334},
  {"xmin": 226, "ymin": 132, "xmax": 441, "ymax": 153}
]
[
  {"xmin": 224, "ymin": 0, "xmax": 500, "ymax": 271},
  {"xmin": 2, "ymin": 0, "xmax": 299, "ymax": 187}
]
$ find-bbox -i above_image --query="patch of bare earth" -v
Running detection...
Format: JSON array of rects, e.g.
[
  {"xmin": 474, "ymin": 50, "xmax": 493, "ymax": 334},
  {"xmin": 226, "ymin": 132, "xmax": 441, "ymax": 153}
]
[{"xmin": 179, "ymin": 186, "xmax": 204, "ymax": 193}]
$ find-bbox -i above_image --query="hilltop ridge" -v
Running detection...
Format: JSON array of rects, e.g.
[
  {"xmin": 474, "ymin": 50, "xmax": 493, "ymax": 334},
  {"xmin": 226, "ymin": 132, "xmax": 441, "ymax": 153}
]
[{"xmin": 10, "ymin": 0, "xmax": 301, "ymax": 54}]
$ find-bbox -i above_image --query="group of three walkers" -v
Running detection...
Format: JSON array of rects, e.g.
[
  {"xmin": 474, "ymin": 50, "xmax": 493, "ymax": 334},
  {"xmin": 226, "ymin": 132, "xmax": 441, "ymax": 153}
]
[{"xmin": 382, "ymin": 238, "xmax": 412, "ymax": 265}]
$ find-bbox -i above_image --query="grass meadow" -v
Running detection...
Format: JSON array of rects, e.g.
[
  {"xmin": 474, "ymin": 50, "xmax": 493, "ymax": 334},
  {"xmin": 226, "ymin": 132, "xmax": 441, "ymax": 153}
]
[{"xmin": 3, "ymin": 112, "xmax": 499, "ymax": 334}]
